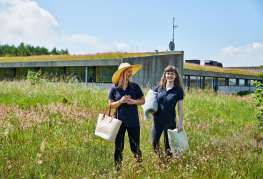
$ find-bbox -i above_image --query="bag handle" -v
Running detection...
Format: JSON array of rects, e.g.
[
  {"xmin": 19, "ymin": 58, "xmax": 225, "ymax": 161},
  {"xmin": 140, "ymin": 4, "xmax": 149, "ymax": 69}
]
[
  {"xmin": 102, "ymin": 106, "xmax": 118, "ymax": 118},
  {"xmin": 103, "ymin": 106, "xmax": 111, "ymax": 118},
  {"xmin": 114, "ymin": 107, "xmax": 118, "ymax": 119}
]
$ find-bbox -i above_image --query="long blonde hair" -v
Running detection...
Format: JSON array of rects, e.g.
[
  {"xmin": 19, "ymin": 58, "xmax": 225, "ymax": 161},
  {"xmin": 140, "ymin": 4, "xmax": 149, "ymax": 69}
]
[{"xmin": 117, "ymin": 70, "xmax": 128, "ymax": 89}]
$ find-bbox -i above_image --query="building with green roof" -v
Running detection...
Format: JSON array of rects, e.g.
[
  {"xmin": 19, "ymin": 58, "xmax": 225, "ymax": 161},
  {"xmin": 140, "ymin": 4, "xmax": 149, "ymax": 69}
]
[{"xmin": 0, "ymin": 51, "xmax": 261, "ymax": 93}]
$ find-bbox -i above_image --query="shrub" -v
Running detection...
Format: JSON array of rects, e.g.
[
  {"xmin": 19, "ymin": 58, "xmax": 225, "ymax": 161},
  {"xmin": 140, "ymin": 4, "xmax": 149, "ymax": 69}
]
[
  {"xmin": 26, "ymin": 70, "xmax": 41, "ymax": 85},
  {"xmin": 254, "ymin": 66, "xmax": 263, "ymax": 126},
  {"xmin": 237, "ymin": 90, "xmax": 251, "ymax": 96},
  {"xmin": 254, "ymin": 81, "xmax": 263, "ymax": 124}
]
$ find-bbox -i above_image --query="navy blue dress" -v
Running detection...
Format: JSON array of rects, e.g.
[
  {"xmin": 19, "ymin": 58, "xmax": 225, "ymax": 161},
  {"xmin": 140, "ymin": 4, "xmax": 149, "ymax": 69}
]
[
  {"xmin": 152, "ymin": 85, "xmax": 184, "ymax": 153},
  {"xmin": 108, "ymin": 81, "xmax": 144, "ymax": 165},
  {"xmin": 108, "ymin": 82, "xmax": 143, "ymax": 127}
]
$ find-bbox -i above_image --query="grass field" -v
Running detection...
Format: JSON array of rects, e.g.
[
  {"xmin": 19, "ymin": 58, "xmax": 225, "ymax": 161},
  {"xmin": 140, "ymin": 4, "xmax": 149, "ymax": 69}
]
[{"xmin": 0, "ymin": 81, "xmax": 262, "ymax": 178}]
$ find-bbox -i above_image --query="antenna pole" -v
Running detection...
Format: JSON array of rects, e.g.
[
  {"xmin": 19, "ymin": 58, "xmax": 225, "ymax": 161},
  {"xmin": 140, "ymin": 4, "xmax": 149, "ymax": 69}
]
[
  {"xmin": 169, "ymin": 17, "xmax": 178, "ymax": 51},
  {"xmin": 172, "ymin": 17, "xmax": 178, "ymax": 42},
  {"xmin": 172, "ymin": 17, "xmax": 175, "ymax": 42}
]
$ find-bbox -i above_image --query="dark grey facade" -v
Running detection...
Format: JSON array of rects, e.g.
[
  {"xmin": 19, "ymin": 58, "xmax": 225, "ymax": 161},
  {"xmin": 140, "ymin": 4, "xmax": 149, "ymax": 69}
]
[{"xmin": 123, "ymin": 52, "xmax": 183, "ymax": 86}]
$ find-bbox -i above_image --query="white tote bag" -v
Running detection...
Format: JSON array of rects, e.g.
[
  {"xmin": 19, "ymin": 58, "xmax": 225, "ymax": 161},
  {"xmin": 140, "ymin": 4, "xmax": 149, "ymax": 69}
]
[
  {"xmin": 95, "ymin": 109, "xmax": 122, "ymax": 142},
  {"xmin": 167, "ymin": 128, "xmax": 189, "ymax": 154}
]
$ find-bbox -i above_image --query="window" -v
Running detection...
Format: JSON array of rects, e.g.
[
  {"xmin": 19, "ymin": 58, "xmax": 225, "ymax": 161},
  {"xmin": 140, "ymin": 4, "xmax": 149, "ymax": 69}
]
[
  {"xmin": 218, "ymin": 78, "xmax": 225, "ymax": 86},
  {"xmin": 239, "ymin": 79, "xmax": 245, "ymax": 86},
  {"xmin": 229, "ymin": 79, "xmax": 236, "ymax": 86},
  {"xmin": 204, "ymin": 77, "xmax": 213, "ymax": 89}
]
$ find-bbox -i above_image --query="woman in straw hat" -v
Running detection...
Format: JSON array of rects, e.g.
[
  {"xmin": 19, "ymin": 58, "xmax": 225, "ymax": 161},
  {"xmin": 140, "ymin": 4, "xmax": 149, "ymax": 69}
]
[
  {"xmin": 109, "ymin": 62, "xmax": 145, "ymax": 170},
  {"xmin": 152, "ymin": 65, "xmax": 184, "ymax": 158}
]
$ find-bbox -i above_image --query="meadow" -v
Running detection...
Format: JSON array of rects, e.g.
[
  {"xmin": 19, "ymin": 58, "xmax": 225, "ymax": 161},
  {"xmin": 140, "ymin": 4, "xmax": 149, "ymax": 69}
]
[{"xmin": 0, "ymin": 81, "xmax": 262, "ymax": 178}]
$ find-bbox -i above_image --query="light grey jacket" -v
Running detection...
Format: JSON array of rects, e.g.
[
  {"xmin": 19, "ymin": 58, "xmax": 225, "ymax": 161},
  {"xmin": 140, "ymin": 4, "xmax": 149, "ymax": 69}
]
[{"xmin": 142, "ymin": 89, "xmax": 158, "ymax": 120}]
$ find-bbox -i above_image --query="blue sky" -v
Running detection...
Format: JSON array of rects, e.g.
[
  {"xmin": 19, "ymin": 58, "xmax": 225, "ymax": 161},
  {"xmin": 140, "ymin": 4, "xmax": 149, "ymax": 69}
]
[{"xmin": 0, "ymin": 0, "xmax": 263, "ymax": 66}]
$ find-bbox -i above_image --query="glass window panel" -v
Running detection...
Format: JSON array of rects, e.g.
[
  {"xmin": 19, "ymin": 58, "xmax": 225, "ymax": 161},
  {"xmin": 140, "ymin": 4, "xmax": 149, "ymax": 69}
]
[
  {"xmin": 239, "ymin": 79, "xmax": 245, "ymax": 86},
  {"xmin": 229, "ymin": 78, "xmax": 236, "ymax": 86}
]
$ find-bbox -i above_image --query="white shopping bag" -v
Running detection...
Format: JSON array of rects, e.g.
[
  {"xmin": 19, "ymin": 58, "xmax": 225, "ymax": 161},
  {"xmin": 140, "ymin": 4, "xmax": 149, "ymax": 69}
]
[
  {"xmin": 95, "ymin": 113, "xmax": 122, "ymax": 142},
  {"xmin": 167, "ymin": 128, "xmax": 189, "ymax": 154}
]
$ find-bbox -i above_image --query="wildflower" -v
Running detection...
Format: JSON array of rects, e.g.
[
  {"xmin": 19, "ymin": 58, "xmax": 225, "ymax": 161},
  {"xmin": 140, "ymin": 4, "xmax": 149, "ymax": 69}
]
[
  {"xmin": 37, "ymin": 160, "xmax": 43, "ymax": 165},
  {"xmin": 40, "ymin": 139, "xmax": 47, "ymax": 152}
]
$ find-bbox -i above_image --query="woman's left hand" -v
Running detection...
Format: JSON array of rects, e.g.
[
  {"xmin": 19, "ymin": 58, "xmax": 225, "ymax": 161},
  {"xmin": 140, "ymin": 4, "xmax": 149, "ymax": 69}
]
[
  {"xmin": 177, "ymin": 123, "xmax": 183, "ymax": 132},
  {"xmin": 126, "ymin": 98, "xmax": 137, "ymax": 105},
  {"xmin": 126, "ymin": 96, "xmax": 145, "ymax": 105}
]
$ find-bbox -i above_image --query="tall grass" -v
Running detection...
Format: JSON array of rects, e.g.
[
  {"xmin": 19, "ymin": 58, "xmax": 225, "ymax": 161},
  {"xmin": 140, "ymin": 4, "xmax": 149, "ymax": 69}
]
[{"xmin": 0, "ymin": 81, "xmax": 262, "ymax": 178}]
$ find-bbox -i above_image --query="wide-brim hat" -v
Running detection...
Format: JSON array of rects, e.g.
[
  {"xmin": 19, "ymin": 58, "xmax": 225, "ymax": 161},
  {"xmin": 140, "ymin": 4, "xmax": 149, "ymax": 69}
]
[{"xmin": 112, "ymin": 62, "xmax": 142, "ymax": 84}]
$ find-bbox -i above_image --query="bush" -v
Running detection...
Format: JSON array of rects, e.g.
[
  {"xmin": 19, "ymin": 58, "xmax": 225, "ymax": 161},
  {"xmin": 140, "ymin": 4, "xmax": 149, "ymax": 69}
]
[
  {"xmin": 237, "ymin": 91, "xmax": 251, "ymax": 96},
  {"xmin": 27, "ymin": 70, "xmax": 41, "ymax": 85},
  {"xmin": 253, "ymin": 66, "xmax": 263, "ymax": 126},
  {"xmin": 254, "ymin": 81, "xmax": 263, "ymax": 123},
  {"xmin": 65, "ymin": 73, "xmax": 79, "ymax": 83}
]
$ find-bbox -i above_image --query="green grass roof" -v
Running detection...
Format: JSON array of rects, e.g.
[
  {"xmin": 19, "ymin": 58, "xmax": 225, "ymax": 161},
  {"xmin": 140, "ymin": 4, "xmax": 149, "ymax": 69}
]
[
  {"xmin": 184, "ymin": 63, "xmax": 259, "ymax": 77},
  {"xmin": 0, "ymin": 51, "xmax": 178, "ymax": 63}
]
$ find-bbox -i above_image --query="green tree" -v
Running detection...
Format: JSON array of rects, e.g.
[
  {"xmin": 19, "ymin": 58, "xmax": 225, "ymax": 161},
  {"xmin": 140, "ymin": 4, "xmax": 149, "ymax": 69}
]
[
  {"xmin": 0, "ymin": 43, "xmax": 70, "ymax": 57},
  {"xmin": 18, "ymin": 42, "xmax": 31, "ymax": 56},
  {"xmin": 51, "ymin": 47, "xmax": 58, "ymax": 55},
  {"xmin": 259, "ymin": 66, "xmax": 263, "ymax": 79},
  {"xmin": 40, "ymin": 47, "xmax": 49, "ymax": 55}
]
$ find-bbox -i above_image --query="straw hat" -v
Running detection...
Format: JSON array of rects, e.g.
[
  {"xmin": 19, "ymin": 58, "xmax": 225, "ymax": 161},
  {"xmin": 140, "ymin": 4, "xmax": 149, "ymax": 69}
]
[{"xmin": 112, "ymin": 62, "xmax": 142, "ymax": 84}]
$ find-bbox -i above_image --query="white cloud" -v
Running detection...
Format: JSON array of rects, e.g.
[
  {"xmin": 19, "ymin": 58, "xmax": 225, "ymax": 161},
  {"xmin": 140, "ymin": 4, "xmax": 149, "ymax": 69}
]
[
  {"xmin": 0, "ymin": 0, "xmax": 132, "ymax": 53},
  {"xmin": 216, "ymin": 42, "xmax": 263, "ymax": 67},
  {"xmin": 0, "ymin": 0, "xmax": 60, "ymax": 47}
]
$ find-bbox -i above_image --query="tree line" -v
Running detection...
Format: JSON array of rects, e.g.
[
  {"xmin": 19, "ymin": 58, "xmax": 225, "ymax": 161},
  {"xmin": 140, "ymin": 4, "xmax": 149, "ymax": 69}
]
[{"xmin": 0, "ymin": 42, "xmax": 69, "ymax": 57}]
